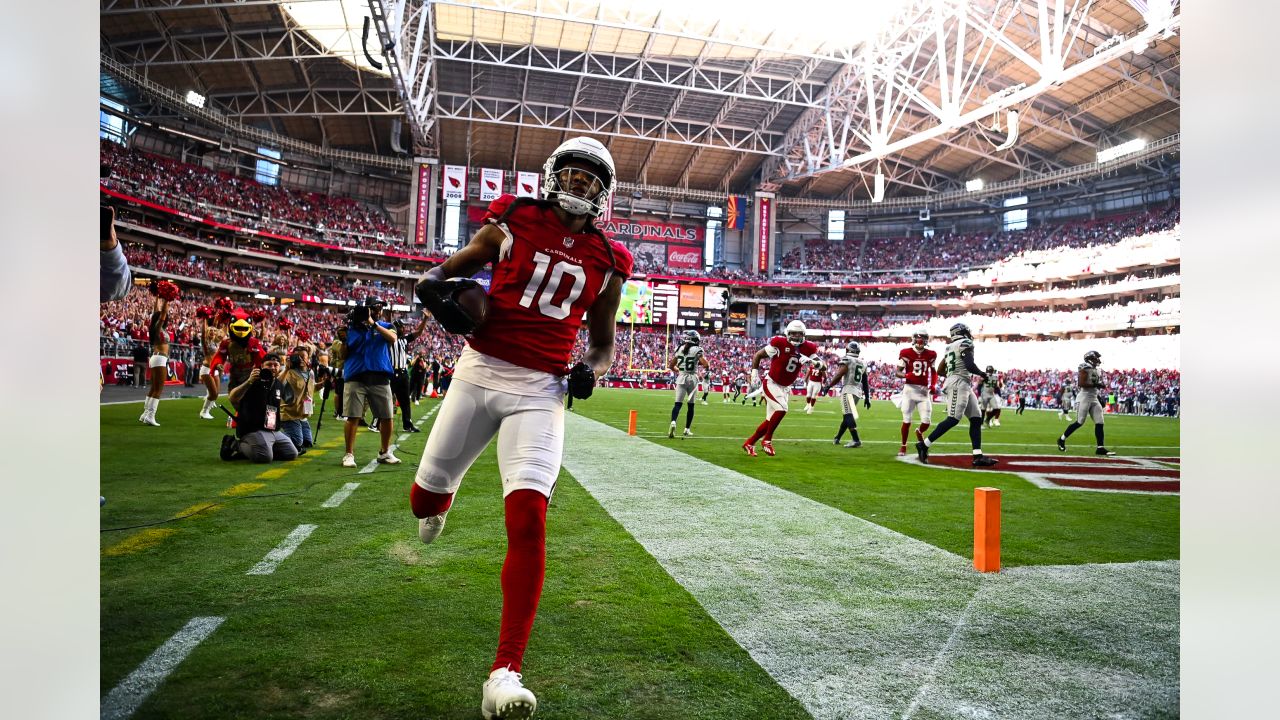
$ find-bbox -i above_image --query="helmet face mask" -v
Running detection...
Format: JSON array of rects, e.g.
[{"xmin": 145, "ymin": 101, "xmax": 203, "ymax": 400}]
[
  {"xmin": 683, "ymin": 330, "xmax": 700, "ymax": 345},
  {"xmin": 785, "ymin": 320, "xmax": 806, "ymax": 345},
  {"xmin": 542, "ymin": 137, "xmax": 616, "ymax": 218}
]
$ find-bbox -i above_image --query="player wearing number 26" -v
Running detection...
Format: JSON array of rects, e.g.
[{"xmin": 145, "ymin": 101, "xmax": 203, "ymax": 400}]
[{"xmin": 409, "ymin": 136, "xmax": 633, "ymax": 720}]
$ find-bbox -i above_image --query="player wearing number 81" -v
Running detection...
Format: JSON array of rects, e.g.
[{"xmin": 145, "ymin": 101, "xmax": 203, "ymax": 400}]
[
  {"xmin": 742, "ymin": 320, "xmax": 818, "ymax": 456},
  {"xmin": 668, "ymin": 329, "xmax": 709, "ymax": 438},
  {"xmin": 410, "ymin": 136, "xmax": 633, "ymax": 720}
]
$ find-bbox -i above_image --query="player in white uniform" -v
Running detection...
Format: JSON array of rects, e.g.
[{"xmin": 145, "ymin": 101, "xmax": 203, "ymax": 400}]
[
  {"xmin": 668, "ymin": 330, "xmax": 709, "ymax": 438},
  {"xmin": 915, "ymin": 323, "xmax": 999, "ymax": 467},
  {"xmin": 821, "ymin": 341, "xmax": 871, "ymax": 447},
  {"xmin": 1057, "ymin": 350, "xmax": 1116, "ymax": 455},
  {"xmin": 742, "ymin": 367, "xmax": 764, "ymax": 406}
]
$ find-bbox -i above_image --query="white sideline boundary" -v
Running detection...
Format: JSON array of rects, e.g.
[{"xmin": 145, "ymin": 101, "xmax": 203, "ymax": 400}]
[
  {"xmin": 100, "ymin": 616, "xmax": 225, "ymax": 720},
  {"xmin": 321, "ymin": 483, "xmax": 361, "ymax": 508},
  {"xmin": 246, "ymin": 524, "xmax": 317, "ymax": 575},
  {"xmin": 561, "ymin": 412, "xmax": 1179, "ymax": 720}
]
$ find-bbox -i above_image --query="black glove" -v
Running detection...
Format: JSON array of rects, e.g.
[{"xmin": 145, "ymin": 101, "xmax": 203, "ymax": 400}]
[
  {"xmin": 567, "ymin": 362, "xmax": 595, "ymax": 400},
  {"xmin": 864, "ymin": 397, "xmax": 871, "ymax": 409},
  {"xmin": 414, "ymin": 278, "xmax": 479, "ymax": 335}
]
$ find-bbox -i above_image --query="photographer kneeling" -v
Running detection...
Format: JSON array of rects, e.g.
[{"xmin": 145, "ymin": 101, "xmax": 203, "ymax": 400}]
[
  {"xmin": 341, "ymin": 297, "xmax": 400, "ymax": 468},
  {"xmin": 228, "ymin": 352, "xmax": 298, "ymax": 463}
]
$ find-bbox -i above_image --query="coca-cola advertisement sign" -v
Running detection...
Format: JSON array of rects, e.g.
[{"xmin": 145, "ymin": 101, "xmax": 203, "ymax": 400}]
[
  {"xmin": 602, "ymin": 218, "xmax": 703, "ymax": 245},
  {"xmin": 667, "ymin": 245, "xmax": 702, "ymax": 269}
]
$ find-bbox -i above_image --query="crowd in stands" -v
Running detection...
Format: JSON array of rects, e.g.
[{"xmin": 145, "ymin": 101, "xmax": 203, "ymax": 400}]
[
  {"xmin": 777, "ymin": 205, "xmax": 1180, "ymax": 282},
  {"xmin": 101, "ymin": 140, "xmax": 404, "ymax": 252}
]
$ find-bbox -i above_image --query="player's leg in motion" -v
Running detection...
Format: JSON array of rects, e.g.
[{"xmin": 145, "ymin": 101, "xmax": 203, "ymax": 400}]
[
  {"xmin": 1058, "ymin": 395, "xmax": 1089, "ymax": 451},
  {"xmin": 683, "ymin": 402, "xmax": 695, "ymax": 436},
  {"xmin": 917, "ymin": 383, "xmax": 961, "ymax": 463},
  {"xmin": 410, "ymin": 380, "xmax": 503, "ymax": 543},
  {"xmin": 1089, "ymin": 401, "xmax": 1114, "ymax": 455},
  {"xmin": 669, "ymin": 401, "xmax": 682, "ymax": 438},
  {"xmin": 835, "ymin": 393, "xmax": 860, "ymax": 447}
]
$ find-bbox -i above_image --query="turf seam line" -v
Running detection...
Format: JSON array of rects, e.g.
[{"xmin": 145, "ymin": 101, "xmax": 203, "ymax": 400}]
[
  {"xmin": 100, "ymin": 616, "xmax": 225, "ymax": 720},
  {"xmin": 246, "ymin": 524, "xmax": 317, "ymax": 575}
]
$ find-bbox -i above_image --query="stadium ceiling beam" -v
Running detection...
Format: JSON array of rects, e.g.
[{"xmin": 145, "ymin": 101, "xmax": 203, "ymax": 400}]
[
  {"xmin": 206, "ymin": 87, "xmax": 403, "ymax": 117},
  {"xmin": 100, "ymin": 0, "xmax": 337, "ymax": 14},
  {"xmin": 103, "ymin": 25, "xmax": 339, "ymax": 67},
  {"xmin": 371, "ymin": 0, "xmax": 440, "ymax": 155},
  {"xmin": 434, "ymin": 91, "xmax": 783, "ymax": 155},
  {"xmin": 769, "ymin": 0, "xmax": 1181, "ymax": 188},
  {"xmin": 616, "ymin": 9, "xmax": 668, "ymax": 180}
]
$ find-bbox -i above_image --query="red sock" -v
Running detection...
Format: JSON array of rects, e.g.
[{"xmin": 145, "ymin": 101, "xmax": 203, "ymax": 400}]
[
  {"xmin": 492, "ymin": 489, "xmax": 549, "ymax": 673},
  {"xmin": 764, "ymin": 411, "xmax": 785, "ymax": 441},
  {"xmin": 409, "ymin": 482, "xmax": 453, "ymax": 518},
  {"xmin": 900, "ymin": 422, "xmax": 910, "ymax": 445},
  {"xmin": 747, "ymin": 420, "xmax": 770, "ymax": 445},
  {"xmin": 918, "ymin": 422, "xmax": 931, "ymax": 437}
]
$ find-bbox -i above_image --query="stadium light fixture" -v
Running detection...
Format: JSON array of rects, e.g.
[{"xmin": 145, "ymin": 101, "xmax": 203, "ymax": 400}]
[
  {"xmin": 1097, "ymin": 138, "xmax": 1147, "ymax": 163},
  {"xmin": 965, "ymin": 178, "xmax": 984, "ymax": 192},
  {"xmin": 185, "ymin": 90, "xmax": 206, "ymax": 109}
]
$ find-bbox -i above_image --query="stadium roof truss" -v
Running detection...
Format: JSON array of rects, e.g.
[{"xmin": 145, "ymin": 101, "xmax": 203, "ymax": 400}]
[{"xmin": 100, "ymin": 0, "xmax": 1179, "ymax": 202}]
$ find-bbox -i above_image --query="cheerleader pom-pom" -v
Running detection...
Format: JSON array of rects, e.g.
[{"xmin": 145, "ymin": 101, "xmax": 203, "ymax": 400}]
[
  {"xmin": 214, "ymin": 296, "xmax": 235, "ymax": 313},
  {"xmin": 295, "ymin": 329, "xmax": 310, "ymax": 342},
  {"xmin": 195, "ymin": 305, "xmax": 214, "ymax": 320},
  {"xmin": 155, "ymin": 280, "xmax": 180, "ymax": 301},
  {"xmin": 249, "ymin": 308, "xmax": 267, "ymax": 323},
  {"xmin": 278, "ymin": 318, "xmax": 295, "ymax": 331}
]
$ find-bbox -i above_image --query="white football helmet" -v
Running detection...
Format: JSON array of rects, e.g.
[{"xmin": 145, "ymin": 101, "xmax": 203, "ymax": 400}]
[
  {"xmin": 542, "ymin": 137, "xmax": 616, "ymax": 218},
  {"xmin": 911, "ymin": 330, "xmax": 928, "ymax": 350},
  {"xmin": 785, "ymin": 320, "xmax": 807, "ymax": 345}
]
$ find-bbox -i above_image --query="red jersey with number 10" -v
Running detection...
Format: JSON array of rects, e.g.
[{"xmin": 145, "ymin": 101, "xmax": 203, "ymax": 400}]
[
  {"xmin": 468, "ymin": 195, "xmax": 633, "ymax": 375},
  {"xmin": 899, "ymin": 346, "xmax": 938, "ymax": 388},
  {"xmin": 766, "ymin": 336, "xmax": 819, "ymax": 385}
]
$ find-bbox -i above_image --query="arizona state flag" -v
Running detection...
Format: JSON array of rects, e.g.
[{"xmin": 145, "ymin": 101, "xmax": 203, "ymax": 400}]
[{"xmin": 726, "ymin": 195, "xmax": 746, "ymax": 230}]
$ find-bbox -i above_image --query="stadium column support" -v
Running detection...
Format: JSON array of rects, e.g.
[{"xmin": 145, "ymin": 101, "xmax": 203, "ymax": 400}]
[{"xmin": 752, "ymin": 190, "xmax": 776, "ymax": 279}]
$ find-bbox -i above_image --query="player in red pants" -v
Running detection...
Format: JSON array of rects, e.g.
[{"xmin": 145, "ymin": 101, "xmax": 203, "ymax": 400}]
[
  {"xmin": 894, "ymin": 330, "xmax": 937, "ymax": 456},
  {"xmin": 409, "ymin": 137, "xmax": 631, "ymax": 720},
  {"xmin": 743, "ymin": 320, "xmax": 818, "ymax": 457}
]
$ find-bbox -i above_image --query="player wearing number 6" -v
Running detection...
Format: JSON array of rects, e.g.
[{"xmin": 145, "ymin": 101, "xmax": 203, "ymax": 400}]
[
  {"xmin": 668, "ymin": 329, "xmax": 709, "ymax": 438},
  {"xmin": 410, "ymin": 136, "xmax": 633, "ymax": 720},
  {"xmin": 742, "ymin": 319, "xmax": 818, "ymax": 457}
]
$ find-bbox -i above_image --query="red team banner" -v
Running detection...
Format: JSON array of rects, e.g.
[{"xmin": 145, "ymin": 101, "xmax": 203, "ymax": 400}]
[
  {"xmin": 756, "ymin": 196, "xmax": 772, "ymax": 273},
  {"xmin": 414, "ymin": 164, "xmax": 431, "ymax": 245},
  {"xmin": 600, "ymin": 218, "xmax": 704, "ymax": 245}
]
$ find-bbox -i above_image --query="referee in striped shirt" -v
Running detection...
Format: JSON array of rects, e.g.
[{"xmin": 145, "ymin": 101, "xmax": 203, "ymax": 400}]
[{"xmin": 386, "ymin": 312, "xmax": 428, "ymax": 432}]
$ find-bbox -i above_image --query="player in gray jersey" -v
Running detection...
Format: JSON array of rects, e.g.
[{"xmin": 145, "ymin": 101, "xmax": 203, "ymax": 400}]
[
  {"xmin": 821, "ymin": 341, "xmax": 872, "ymax": 447},
  {"xmin": 979, "ymin": 366, "xmax": 1003, "ymax": 428},
  {"xmin": 915, "ymin": 323, "xmax": 999, "ymax": 467},
  {"xmin": 1057, "ymin": 350, "xmax": 1116, "ymax": 455},
  {"xmin": 1058, "ymin": 384, "xmax": 1075, "ymax": 419},
  {"xmin": 668, "ymin": 330, "xmax": 709, "ymax": 438}
]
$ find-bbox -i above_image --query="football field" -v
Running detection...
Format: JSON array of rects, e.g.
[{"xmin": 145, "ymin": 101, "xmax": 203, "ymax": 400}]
[{"xmin": 101, "ymin": 389, "xmax": 1179, "ymax": 719}]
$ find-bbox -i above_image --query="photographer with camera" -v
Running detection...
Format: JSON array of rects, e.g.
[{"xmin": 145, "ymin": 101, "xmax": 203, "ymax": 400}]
[
  {"xmin": 279, "ymin": 344, "xmax": 317, "ymax": 454},
  {"xmin": 340, "ymin": 297, "xmax": 401, "ymax": 468},
  {"xmin": 227, "ymin": 353, "xmax": 297, "ymax": 463}
]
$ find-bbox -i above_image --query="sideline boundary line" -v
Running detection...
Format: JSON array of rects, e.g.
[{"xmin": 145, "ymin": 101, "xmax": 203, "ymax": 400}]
[
  {"xmin": 100, "ymin": 616, "xmax": 225, "ymax": 720},
  {"xmin": 246, "ymin": 524, "xmax": 317, "ymax": 575}
]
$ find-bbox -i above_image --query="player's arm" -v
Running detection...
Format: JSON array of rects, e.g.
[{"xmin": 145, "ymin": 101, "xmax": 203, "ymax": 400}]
[
  {"xmin": 419, "ymin": 223, "xmax": 505, "ymax": 283},
  {"xmin": 751, "ymin": 347, "xmax": 770, "ymax": 372},
  {"xmin": 667, "ymin": 353, "xmax": 679, "ymax": 373},
  {"xmin": 821, "ymin": 362, "xmax": 846, "ymax": 394},
  {"xmin": 961, "ymin": 348, "xmax": 986, "ymax": 381},
  {"xmin": 895, "ymin": 355, "xmax": 908, "ymax": 378},
  {"xmin": 936, "ymin": 358, "xmax": 947, "ymax": 377},
  {"xmin": 698, "ymin": 354, "xmax": 710, "ymax": 370},
  {"xmin": 1078, "ymin": 367, "xmax": 1091, "ymax": 389},
  {"xmin": 582, "ymin": 274, "xmax": 625, "ymax": 378}
]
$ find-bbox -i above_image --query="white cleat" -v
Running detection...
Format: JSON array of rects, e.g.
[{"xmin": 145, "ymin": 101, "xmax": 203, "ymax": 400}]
[
  {"xmin": 668, "ymin": 422, "xmax": 676, "ymax": 439},
  {"xmin": 418, "ymin": 510, "xmax": 448, "ymax": 544},
  {"xmin": 198, "ymin": 411, "xmax": 214, "ymax": 420},
  {"xmin": 341, "ymin": 453, "xmax": 357, "ymax": 468},
  {"xmin": 481, "ymin": 667, "xmax": 537, "ymax": 720},
  {"xmin": 804, "ymin": 406, "xmax": 813, "ymax": 414},
  {"xmin": 682, "ymin": 428, "xmax": 693, "ymax": 438},
  {"xmin": 377, "ymin": 450, "xmax": 401, "ymax": 465},
  {"xmin": 141, "ymin": 414, "xmax": 160, "ymax": 427}
]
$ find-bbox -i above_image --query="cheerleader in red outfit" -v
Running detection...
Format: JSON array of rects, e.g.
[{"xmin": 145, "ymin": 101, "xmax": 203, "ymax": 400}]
[{"xmin": 140, "ymin": 280, "xmax": 179, "ymax": 426}]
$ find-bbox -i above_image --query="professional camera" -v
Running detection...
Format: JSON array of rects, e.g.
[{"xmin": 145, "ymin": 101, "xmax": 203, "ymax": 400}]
[
  {"xmin": 348, "ymin": 297, "xmax": 385, "ymax": 326},
  {"xmin": 259, "ymin": 368, "xmax": 276, "ymax": 384}
]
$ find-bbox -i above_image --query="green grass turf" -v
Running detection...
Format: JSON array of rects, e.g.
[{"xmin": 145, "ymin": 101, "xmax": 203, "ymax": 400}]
[
  {"xmin": 100, "ymin": 397, "xmax": 812, "ymax": 719},
  {"xmin": 568, "ymin": 388, "xmax": 1179, "ymax": 567}
]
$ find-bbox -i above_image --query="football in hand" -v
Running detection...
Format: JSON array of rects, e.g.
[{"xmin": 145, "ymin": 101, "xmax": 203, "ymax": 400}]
[{"xmin": 454, "ymin": 282, "xmax": 490, "ymax": 329}]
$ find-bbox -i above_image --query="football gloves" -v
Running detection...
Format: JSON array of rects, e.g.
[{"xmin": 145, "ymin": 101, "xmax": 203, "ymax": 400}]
[
  {"xmin": 864, "ymin": 397, "xmax": 871, "ymax": 409},
  {"xmin": 415, "ymin": 277, "xmax": 480, "ymax": 335},
  {"xmin": 567, "ymin": 361, "xmax": 596, "ymax": 400}
]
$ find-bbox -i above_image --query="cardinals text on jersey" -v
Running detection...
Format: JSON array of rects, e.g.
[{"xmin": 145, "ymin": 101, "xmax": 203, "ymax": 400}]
[
  {"xmin": 765, "ymin": 336, "xmax": 819, "ymax": 385},
  {"xmin": 468, "ymin": 195, "xmax": 633, "ymax": 375}
]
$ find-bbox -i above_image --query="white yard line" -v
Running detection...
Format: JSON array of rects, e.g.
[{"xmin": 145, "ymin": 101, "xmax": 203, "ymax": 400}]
[
  {"xmin": 321, "ymin": 483, "xmax": 361, "ymax": 508},
  {"xmin": 561, "ymin": 412, "xmax": 1179, "ymax": 720},
  {"xmin": 100, "ymin": 616, "xmax": 225, "ymax": 720},
  {"xmin": 246, "ymin": 524, "xmax": 317, "ymax": 575}
]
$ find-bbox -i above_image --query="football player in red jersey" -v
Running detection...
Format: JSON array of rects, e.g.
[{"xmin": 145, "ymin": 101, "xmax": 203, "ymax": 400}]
[
  {"xmin": 894, "ymin": 330, "xmax": 937, "ymax": 456},
  {"xmin": 803, "ymin": 359, "xmax": 827, "ymax": 414},
  {"xmin": 742, "ymin": 319, "xmax": 819, "ymax": 456},
  {"xmin": 409, "ymin": 137, "xmax": 632, "ymax": 720}
]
